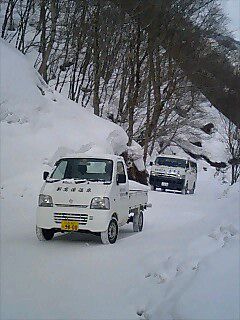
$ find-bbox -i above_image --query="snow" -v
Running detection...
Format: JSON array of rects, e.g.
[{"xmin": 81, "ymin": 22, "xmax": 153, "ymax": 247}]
[
  {"xmin": 1, "ymin": 163, "xmax": 239, "ymax": 320},
  {"xmin": 1, "ymin": 40, "xmax": 240, "ymax": 320},
  {"xmin": 127, "ymin": 142, "xmax": 145, "ymax": 172},
  {"xmin": 129, "ymin": 180, "xmax": 150, "ymax": 191},
  {"xmin": 175, "ymin": 240, "xmax": 239, "ymax": 320},
  {"xmin": 0, "ymin": 39, "xmax": 129, "ymax": 182}
]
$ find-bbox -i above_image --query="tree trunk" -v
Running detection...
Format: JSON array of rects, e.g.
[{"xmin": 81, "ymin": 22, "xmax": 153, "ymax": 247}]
[
  {"xmin": 38, "ymin": 0, "xmax": 58, "ymax": 83},
  {"xmin": 1, "ymin": 0, "xmax": 17, "ymax": 38},
  {"xmin": 143, "ymin": 76, "xmax": 151, "ymax": 163},
  {"xmin": 93, "ymin": 1, "xmax": 101, "ymax": 116}
]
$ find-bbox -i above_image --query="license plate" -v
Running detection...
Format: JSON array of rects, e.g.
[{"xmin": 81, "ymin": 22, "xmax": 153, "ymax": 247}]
[
  {"xmin": 162, "ymin": 182, "xmax": 169, "ymax": 187},
  {"xmin": 61, "ymin": 221, "xmax": 79, "ymax": 231}
]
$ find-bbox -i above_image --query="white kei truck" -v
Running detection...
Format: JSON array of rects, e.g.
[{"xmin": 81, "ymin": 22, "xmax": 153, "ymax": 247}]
[
  {"xmin": 36, "ymin": 154, "xmax": 150, "ymax": 244},
  {"xmin": 149, "ymin": 154, "xmax": 197, "ymax": 194}
]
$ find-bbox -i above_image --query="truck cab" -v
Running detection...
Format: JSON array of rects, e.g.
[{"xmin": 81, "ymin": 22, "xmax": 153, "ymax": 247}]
[
  {"xmin": 36, "ymin": 154, "xmax": 149, "ymax": 244},
  {"xmin": 149, "ymin": 155, "xmax": 197, "ymax": 194}
]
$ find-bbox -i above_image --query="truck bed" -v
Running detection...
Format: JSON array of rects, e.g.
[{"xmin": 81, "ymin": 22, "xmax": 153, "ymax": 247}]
[{"xmin": 129, "ymin": 189, "xmax": 148, "ymax": 210}]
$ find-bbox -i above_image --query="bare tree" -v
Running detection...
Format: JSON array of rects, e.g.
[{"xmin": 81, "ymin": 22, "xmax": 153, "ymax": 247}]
[
  {"xmin": 38, "ymin": 0, "xmax": 58, "ymax": 82},
  {"xmin": 1, "ymin": 0, "xmax": 18, "ymax": 38},
  {"xmin": 220, "ymin": 116, "xmax": 240, "ymax": 185}
]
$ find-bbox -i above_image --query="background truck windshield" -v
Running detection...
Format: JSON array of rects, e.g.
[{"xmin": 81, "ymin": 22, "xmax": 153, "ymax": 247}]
[
  {"xmin": 50, "ymin": 158, "xmax": 113, "ymax": 181},
  {"xmin": 155, "ymin": 157, "xmax": 187, "ymax": 168}
]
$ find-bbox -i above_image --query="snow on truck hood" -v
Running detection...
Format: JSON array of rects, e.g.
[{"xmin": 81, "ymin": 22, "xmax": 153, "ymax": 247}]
[{"xmin": 41, "ymin": 180, "xmax": 111, "ymax": 206}]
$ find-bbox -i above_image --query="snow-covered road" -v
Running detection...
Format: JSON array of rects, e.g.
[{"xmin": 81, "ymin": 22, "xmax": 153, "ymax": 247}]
[{"xmin": 1, "ymin": 168, "xmax": 239, "ymax": 320}]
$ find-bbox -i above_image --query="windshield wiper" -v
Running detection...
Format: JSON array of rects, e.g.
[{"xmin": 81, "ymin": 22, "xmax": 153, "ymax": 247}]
[
  {"xmin": 46, "ymin": 178, "xmax": 110, "ymax": 184},
  {"xmin": 88, "ymin": 179, "xmax": 111, "ymax": 184},
  {"xmin": 46, "ymin": 179, "xmax": 61, "ymax": 183},
  {"xmin": 74, "ymin": 179, "xmax": 87, "ymax": 184},
  {"xmin": 46, "ymin": 178, "xmax": 87, "ymax": 184}
]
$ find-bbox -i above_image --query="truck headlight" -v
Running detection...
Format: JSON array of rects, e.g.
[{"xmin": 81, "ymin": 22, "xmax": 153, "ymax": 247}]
[
  {"xmin": 177, "ymin": 174, "xmax": 185, "ymax": 179},
  {"xmin": 150, "ymin": 171, "xmax": 157, "ymax": 176},
  {"xmin": 90, "ymin": 197, "xmax": 110, "ymax": 210},
  {"xmin": 39, "ymin": 194, "xmax": 53, "ymax": 207}
]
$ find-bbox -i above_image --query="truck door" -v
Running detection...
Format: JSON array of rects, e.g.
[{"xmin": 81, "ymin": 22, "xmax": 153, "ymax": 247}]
[
  {"xmin": 191, "ymin": 161, "xmax": 197, "ymax": 188},
  {"xmin": 185, "ymin": 160, "xmax": 191, "ymax": 189},
  {"xmin": 188, "ymin": 161, "xmax": 196, "ymax": 190},
  {"xmin": 116, "ymin": 161, "xmax": 129, "ymax": 226}
]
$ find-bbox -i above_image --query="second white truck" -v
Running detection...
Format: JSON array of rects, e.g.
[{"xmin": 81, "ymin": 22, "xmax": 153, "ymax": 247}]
[
  {"xmin": 36, "ymin": 154, "xmax": 150, "ymax": 244},
  {"xmin": 149, "ymin": 154, "xmax": 197, "ymax": 194}
]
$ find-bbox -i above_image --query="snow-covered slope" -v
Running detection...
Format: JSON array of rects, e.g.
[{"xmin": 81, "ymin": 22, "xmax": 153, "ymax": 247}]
[{"xmin": 0, "ymin": 39, "xmax": 131, "ymax": 189}]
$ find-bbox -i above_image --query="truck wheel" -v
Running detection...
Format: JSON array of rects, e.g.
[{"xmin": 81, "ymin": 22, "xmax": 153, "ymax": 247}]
[
  {"xmin": 190, "ymin": 183, "xmax": 196, "ymax": 194},
  {"xmin": 181, "ymin": 183, "xmax": 188, "ymax": 195},
  {"xmin": 36, "ymin": 226, "xmax": 54, "ymax": 241},
  {"xmin": 151, "ymin": 185, "xmax": 156, "ymax": 191},
  {"xmin": 100, "ymin": 218, "xmax": 118, "ymax": 244},
  {"xmin": 133, "ymin": 211, "xmax": 144, "ymax": 232}
]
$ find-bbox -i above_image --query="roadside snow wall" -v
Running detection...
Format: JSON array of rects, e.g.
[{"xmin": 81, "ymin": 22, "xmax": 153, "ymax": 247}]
[{"xmin": 0, "ymin": 40, "xmax": 140, "ymax": 191}]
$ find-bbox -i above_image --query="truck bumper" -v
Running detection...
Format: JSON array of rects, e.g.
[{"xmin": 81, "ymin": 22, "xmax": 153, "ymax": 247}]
[
  {"xmin": 150, "ymin": 175, "xmax": 185, "ymax": 190},
  {"xmin": 36, "ymin": 206, "xmax": 111, "ymax": 232}
]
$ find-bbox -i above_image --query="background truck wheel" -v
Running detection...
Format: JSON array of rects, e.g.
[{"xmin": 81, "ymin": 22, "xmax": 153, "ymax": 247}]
[
  {"xmin": 151, "ymin": 185, "xmax": 156, "ymax": 191},
  {"xmin": 181, "ymin": 183, "xmax": 188, "ymax": 195},
  {"xmin": 133, "ymin": 211, "xmax": 143, "ymax": 232},
  {"xmin": 100, "ymin": 218, "xmax": 118, "ymax": 244},
  {"xmin": 190, "ymin": 182, "xmax": 196, "ymax": 194},
  {"xmin": 36, "ymin": 226, "xmax": 54, "ymax": 241}
]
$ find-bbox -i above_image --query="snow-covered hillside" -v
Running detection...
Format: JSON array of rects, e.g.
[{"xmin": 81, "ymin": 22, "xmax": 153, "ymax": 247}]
[
  {"xmin": 0, "ymin": 39, "xmax": 131, "ymax": 187},
  {"xmin": 0, "ymin": 40, "xmax": 239, "ymax": 320}
]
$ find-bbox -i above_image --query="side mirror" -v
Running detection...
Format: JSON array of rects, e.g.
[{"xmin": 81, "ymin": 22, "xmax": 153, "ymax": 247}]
[
  {"xmin": 43, "ymin": 171, "xmax": 49, "ymax": 180},
  {"xmin": 117, "ymin": 174, "xmax": 126, "ymax": 184},
  {"xmin": 150, "ymin": 161, "xmax": 153, "ymax": 166}
]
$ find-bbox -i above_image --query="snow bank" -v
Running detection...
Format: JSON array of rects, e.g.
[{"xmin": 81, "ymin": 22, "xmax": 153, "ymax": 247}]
[
  {"xmin": 175, "ymin": 240, "xmax": 239, "ymax": 320},
  {"xmin": 0, "ymin": 39, "xmax": 130, "ymax": 186}
]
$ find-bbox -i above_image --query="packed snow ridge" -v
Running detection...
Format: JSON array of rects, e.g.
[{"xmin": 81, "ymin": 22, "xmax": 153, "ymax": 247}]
[{"xmin": 0, "ymin": 39, "xmax": 145, "ymax": 185}]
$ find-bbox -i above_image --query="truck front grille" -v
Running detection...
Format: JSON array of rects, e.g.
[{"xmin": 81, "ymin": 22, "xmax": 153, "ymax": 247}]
[
  {"xmin": 55, "ymin": 204, "xmax": 88, "ymax": 208},
  {"xmin": 54, "ymin": 213, "xmax": 88, "ymax": 225}
]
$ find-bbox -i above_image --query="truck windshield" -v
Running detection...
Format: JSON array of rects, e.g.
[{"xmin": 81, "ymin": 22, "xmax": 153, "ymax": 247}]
[
  {"xmin": 155, "ymin": 157, "xmax": 187, "ymax": 168},
  {"xmin": 49, "ymin": 158, "xmax": 113, "ymax": 182}
]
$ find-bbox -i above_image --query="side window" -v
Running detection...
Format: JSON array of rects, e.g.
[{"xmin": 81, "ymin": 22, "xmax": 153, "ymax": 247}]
[
  {"xmin": 117, "ymin": 162, "xmax": 127, "ymax": 184},
  {"xmin": 192, "ymin": 162, "xmax": 197, "ymax": 172},
  {"xmin": 190, "ymin": 161, "xmax": 197, "ymax": 173},
  {"xmin": 117, "ymin": 162, "xmax": 126, "ymax": 176},
  {"xmin": 189, "ymin": 161, "xmax": 192, "ymax": 169},
  {"xmin": 51, "ymin": 160, "xmax": 68, "ymax": 179}
]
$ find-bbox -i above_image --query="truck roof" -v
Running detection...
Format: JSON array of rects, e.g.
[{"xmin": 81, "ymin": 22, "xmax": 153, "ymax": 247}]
[
  {"xmin": 156, "ymin": 154, "xmax": 197, "ymax": 163},
  {"xmin": 58, "ymin": 153, "xmax": 124, "ymax": 162}
]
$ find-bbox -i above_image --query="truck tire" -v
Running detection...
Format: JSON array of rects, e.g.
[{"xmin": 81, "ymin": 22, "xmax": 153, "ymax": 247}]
[
  {"xmin": 133, "ymin": 211, "xmax": 144, "ymax": 232},
  {"xmin": 100, "ymin": 218, "xmax": 118, "ymax": 244},
  {"xmin": 151, "ymin": 185, "xmax": 156, "ymax": 191},
  {"xmin": 181, "ymin": 183, "xmax": 188, "ymax": 195},
  {"xmin": 36, "ymin": 226, "xmax": 54, "ymax": 241},
  {"xmin": 190, "ymin": 182, "xmax": 196, "ymax": 194}
]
